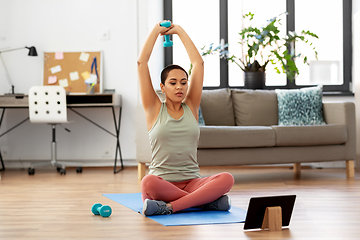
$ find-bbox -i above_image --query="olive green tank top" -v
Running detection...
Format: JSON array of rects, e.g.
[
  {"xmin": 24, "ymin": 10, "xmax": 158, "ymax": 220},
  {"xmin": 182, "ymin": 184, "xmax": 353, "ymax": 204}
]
[{"xmin": 148, "ymin": 102, "xmax": 201, "ymax": 182}]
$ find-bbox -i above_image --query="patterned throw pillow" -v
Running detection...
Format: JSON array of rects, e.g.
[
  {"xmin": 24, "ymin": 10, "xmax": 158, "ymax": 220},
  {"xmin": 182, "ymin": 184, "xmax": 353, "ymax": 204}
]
[
  {"xmin": 275, "ymin": 85, "xmax": 326, "ymax": 126},
  {"xmin": 198, "ymin": 107, "xmax": 205, "ymax": 126}
]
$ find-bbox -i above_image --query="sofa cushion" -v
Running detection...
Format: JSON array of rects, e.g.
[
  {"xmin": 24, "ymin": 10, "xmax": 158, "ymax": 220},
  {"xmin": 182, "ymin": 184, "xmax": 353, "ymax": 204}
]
[
  {"xmin": 275, "ymin": 85, "xmax": 326, "ymax": 126},
  {"xmin": 198, "ymin": 106, "xmax": 205, "ymax": 126},
  {"xmin": 198, "ymin": 126, "xmax": 275, "ymax": 148},
  {"xmin": 200, "ymin": 89, "xmax": 235, "ymax": 126},
  {"xmin": 272, "ymin": 124, "xmax": 347, "ymax": 146},
  {"xmin": 231, "ymin": 89, "xmax": 278, "ymax": 126}
]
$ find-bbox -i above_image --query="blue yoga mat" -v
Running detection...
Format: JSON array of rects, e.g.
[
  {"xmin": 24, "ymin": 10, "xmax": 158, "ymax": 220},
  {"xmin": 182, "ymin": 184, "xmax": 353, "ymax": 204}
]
[{"xmin": 103, "ymin": 193, "xmax": 247, "ymax": 226}]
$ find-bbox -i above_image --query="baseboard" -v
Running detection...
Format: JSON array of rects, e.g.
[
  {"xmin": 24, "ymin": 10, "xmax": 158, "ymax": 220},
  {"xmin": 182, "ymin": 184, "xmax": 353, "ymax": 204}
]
[
  {"xmin": 2, "ymin": 158, "xmax": 138, "ymax": 169},
  {"xmin": 4, "ymin": 159, "xmax": 351, "ymax": 170}
]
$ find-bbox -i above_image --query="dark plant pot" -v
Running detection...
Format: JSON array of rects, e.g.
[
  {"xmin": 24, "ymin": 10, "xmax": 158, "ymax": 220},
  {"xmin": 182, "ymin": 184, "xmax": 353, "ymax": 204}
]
[{"xmin": 244, "ymin": 71, "xmax": 265, "ymax": 89}]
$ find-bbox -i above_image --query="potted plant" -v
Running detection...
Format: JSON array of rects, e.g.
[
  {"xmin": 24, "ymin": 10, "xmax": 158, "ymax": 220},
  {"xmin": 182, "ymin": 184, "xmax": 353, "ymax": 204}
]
[{"xmin": 228, "ymin": 12, "xmax": 319, "ymax": 89}]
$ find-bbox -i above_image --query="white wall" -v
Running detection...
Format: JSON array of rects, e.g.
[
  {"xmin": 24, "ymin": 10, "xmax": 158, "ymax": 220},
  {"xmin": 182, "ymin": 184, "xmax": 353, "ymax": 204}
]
[
  {"xmin": 353, "ymin": 0, "xmax": 360, "ymax": 169},
  {"xmin": 0, "ymin": 0, "xmax": 163, "ymax": 168},
  {"xmin": 0, "ymin": 0, "xmax": 358, "ymax": 169}
]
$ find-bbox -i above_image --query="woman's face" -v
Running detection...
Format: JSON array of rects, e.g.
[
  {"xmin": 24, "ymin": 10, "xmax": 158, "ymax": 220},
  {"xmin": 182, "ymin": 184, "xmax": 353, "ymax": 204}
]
[{"xmin": 161, "ymin": 69, "xmax": 188, "ymax": 102}]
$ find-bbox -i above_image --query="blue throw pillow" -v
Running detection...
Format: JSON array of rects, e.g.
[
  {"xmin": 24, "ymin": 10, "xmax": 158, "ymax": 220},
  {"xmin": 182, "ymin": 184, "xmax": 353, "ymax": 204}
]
[
  {"xmin": 198, "ymin": 107, "xmax": 205, "ymax": 126},
  {"xmin": 275, "ymin": 85, "xmax": 326, "ymax": 126}
]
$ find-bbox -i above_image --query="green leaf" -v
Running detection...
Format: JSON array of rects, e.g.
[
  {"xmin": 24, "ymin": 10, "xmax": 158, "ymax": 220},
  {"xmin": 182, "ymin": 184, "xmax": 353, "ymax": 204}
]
[
  {"xmin": 303, "ymin": 56, "xmax": 308, "ymax": 64},
  {"xmin": 226, "ymin": 11, "xmax": 318, "ymax": 82},
  {"xmin": 274, "ymin": 67, "xmax": 281, "ymax": 74}
]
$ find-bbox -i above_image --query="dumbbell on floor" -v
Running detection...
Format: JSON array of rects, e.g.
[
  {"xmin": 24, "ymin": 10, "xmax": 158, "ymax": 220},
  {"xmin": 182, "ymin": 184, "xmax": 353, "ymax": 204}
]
[{"xmin": 91, "ymin": 203, "xmax": 112, "ymax": 217}]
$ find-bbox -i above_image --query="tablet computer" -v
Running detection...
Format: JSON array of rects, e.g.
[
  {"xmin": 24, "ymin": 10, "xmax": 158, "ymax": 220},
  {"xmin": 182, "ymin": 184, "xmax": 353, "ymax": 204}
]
[{"xmin": 243, "ymin": 195, "xmax": 296, "ymax": 230}]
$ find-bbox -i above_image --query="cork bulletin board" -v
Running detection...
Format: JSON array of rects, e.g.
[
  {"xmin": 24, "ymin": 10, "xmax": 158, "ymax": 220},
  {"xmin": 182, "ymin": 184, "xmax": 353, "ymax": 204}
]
[{"xmin": 43, "ymin": 51, "xmax": 103, "ymax": 94}]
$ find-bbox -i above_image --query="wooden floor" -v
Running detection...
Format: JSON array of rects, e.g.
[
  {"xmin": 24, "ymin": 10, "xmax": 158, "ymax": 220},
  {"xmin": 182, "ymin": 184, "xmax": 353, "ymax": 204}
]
[{"xmin": 0, "ymin": 166, "xmax": 359, "ymax": 240}]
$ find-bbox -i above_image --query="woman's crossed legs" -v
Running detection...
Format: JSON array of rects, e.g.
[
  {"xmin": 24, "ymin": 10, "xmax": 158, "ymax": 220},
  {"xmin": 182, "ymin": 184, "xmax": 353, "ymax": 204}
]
[{"xmin": 141, "ymin": 172, "xmax": 234, "ymax": 213}]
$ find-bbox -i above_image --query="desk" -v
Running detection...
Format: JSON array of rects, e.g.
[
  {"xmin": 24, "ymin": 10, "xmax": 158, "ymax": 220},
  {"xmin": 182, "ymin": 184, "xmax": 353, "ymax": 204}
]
[{"xmin": 0, "ymin": 94, "xmax": 123, "ymax": 173}]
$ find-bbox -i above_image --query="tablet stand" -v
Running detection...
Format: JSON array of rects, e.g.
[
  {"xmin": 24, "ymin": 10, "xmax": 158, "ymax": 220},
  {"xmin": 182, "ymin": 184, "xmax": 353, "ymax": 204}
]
[{"xmin": 261, "ymin": 206, "xmax": 282, "ymax": 231}]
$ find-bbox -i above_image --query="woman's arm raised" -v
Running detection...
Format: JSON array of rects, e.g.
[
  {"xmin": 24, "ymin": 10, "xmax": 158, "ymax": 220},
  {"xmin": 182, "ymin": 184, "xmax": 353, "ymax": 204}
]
[
  {"xmin": 137, "ymin": 23, "xmax": 173, "ymax": 128},
  {"xmin": 165, "ymin": 25, "xmax": 204, "ymax": 117}
]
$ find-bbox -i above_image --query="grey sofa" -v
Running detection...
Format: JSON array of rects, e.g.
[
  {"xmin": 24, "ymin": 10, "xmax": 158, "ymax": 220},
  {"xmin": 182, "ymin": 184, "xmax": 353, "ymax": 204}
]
[{"xmin": 136, "ymin": 88, "xmax": 356, "ymax": 180}]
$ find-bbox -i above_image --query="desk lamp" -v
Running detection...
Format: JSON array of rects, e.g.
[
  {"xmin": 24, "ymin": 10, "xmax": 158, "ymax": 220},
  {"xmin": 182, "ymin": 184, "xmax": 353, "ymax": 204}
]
[{"xmin": 0, "ymin": 46, "xmax": 38, "ymax": 95}]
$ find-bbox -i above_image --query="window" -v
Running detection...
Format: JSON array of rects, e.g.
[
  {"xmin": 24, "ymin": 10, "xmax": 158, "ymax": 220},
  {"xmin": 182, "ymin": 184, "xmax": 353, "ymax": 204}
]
[
  {"xmin": 228, "ymin": 0, "xmax": 287, "ymax": 87},
  {"xmin": 165, "ymin": 0, "xmax": 352, "ymax": 93},
  {"xmin": 295, "ymin": 0, "xmax": 343, "ymax": 86},
  {"xmin": 172, "ymin": 0, "xmax": 220, "ymax": 87}
]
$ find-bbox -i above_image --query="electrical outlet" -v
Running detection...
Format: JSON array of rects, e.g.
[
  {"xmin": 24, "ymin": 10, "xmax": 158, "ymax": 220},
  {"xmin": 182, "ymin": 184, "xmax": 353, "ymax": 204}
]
[
  {"xmin": 98, "ymin": 29, "xmax": 110, "ymax": 41},
  {"xmin": 1, "ymin": 145, "xmax": 8, "ymax": 156},
  {"xmin": 102, "ymin": 150, "xmax": 111, "ymax": 158}
]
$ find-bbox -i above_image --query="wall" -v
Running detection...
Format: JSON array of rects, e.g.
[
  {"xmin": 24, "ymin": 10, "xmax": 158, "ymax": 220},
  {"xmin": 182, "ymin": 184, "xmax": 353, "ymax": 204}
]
[
  {"xmin": 0, "ymin": 0, "xmax": 163, "ymax": 168},
  {"xmin": 0, "ymin": 0, "xmax": 358, "ymax": 169},
  {"xmin": 353, "ymin": 0, "xmax": 360, "ymax": 169}
]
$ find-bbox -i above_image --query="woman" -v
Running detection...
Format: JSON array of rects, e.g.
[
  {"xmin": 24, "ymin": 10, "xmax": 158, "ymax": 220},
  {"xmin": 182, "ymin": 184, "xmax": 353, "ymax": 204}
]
[{"xmin": 137, "ymin": 21, "xmax": 234, "ymax": 216}]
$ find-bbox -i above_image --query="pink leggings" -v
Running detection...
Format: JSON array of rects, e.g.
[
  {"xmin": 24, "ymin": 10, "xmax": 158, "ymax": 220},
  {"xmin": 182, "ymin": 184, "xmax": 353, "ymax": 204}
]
[{"xmin": 141, "ymin": 172, "xmax": 234, "ymax": 213}]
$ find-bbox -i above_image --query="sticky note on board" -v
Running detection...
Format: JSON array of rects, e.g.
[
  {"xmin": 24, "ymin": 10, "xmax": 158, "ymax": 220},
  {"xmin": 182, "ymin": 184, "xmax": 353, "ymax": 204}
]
[
  {"xmin": 81, "ymin": 71, "xmax": 91, "ymax": 80},
  {"xmin": 84, "ymin": 74, "xmax": 97, "ymax": 84},
  {"xmin": 55, "ymin": 52, "xmax": 64, "ymax": 60},
  {"xmin": 79, "ymin": 52, "xmax": 90, "ymax": 62},
  {"xmin": 69, "ymin": 71, "xmax": 79, "ymax": 81},
  {"xmin": 48, "ymin": 76, "xmax": 57, "ymax": 84},
  {"xmin": 50, "ymin": 65, "xmax": 62, "ymax": 74},
  {"xmin": 59, "ymin": 78, "xmax": 69, "ymax": 87}
]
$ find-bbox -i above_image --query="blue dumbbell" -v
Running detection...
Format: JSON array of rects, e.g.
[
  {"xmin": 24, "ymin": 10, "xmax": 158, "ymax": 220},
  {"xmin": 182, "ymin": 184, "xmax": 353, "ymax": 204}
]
[
  {"xmin": 160, "ymin": 21, "xmax": 173, "ymax": 47},
  {"xmin": 91, "ymin": 203, "xmax": 112, "ymax": 217}
]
